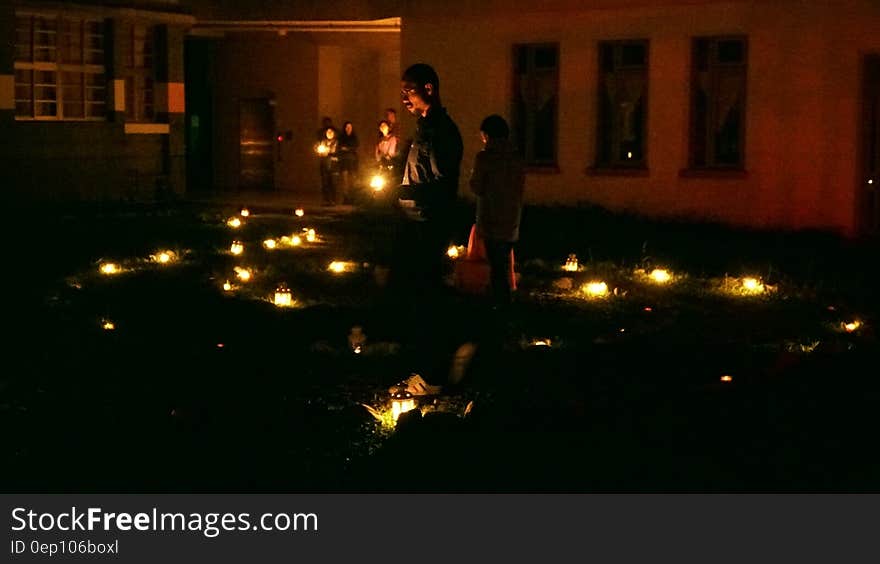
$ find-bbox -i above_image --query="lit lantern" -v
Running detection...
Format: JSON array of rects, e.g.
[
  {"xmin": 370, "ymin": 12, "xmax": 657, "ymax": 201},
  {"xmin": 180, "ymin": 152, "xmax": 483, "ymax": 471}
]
[
  {"xmin": 563, "ymin": 254, "xmax": 579, "ymax": 272},
  {"xmin": 305, "ymin": 228, "xmax": 317, "ymax": 242},
  {"xmin": 222, "ymin": 280, "xmax": 233, "ymax": 292},
  {"xmin": 316, "ymin": 144, "xmax": 330, "ymax": 156},
  {"xmin": 273, "ymin": 284, "xmax": 293, "ymax": 307},
  {"xmin": 230, "ymin": 241, "xmax": 244, "ymax": 255},
  {"xmin": 263, "ymin": 238, "xmax": 277, "ymax": 250},
  {"xmin": 348, "ymin": 326, "xmax": 366, "ymax": 354},
  {"xmin": 447, "ymin": 245, "xmax": 460, "ymax": 259},
  {"xmin": 720, "ymin": 375, "xmax": 733, "ymax": 383},
  {"xmin": 843, "ymin": 320, "xmax": 861, "ymax": 333},
  {"xmin": 328, "ymin": 261, "xmax": 348, "ymax": 273},
  {"xmin": 227, "ymin": 217, "xmax": 242, "ymax": 228},
  {"xmin": 294, "ymin": 208, "xmax": 305, "ymax": 217},
  {"xmin": 151, "ymin": 250, "xmax": 176, "ymax": 264},
  {"xmin": 370, "ymin": 175, "xmax": 386, "ymax": 192},
  {"xmin": 234, "ymin": 266, "xmax": 252, "ymax": 282},
  {"xmin": 101, "ymin": 320, "xmax": 115, "ymax": 331},
  {"xmin": 390, "ymin": 390, "xmax": 416, "ymax": 421},
  {"xmin": 531, "ymin": 339, "xmax": 552, "ymax": 347},
  {"xmin": 240, "ymin": 208, "xmax": 250, "ymax": 217},
  {"xmin": 290, "ymin": 235, "xmax": 302, "ymax": 246},
  {"xmin": 741, "ymin": 277, "xmax": 764, "ymax": 293},
  {"xmin": 649, "ymin": 268, "xmax": 671, "ymax": 283},
  {"xmin": 582, "ymin": 281, "xmax": 609, "ymax": 298},
  {"xmin": 99, "ymin": 262, "xmax": 120, "ymax": 275}
]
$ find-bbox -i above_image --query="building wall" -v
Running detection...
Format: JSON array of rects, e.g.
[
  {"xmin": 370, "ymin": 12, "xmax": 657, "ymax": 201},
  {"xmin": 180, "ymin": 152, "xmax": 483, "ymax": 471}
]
[
  {"xmin": 211, "ymin": 31, "xmax": 399, "ymax": 195},
  {"xmin": 400, "ymin": 0, "xmax": 880, "ymax": 235},
  {"xmin": 0, "ymin": 2, "xmax": 190, "ymax": 202}
]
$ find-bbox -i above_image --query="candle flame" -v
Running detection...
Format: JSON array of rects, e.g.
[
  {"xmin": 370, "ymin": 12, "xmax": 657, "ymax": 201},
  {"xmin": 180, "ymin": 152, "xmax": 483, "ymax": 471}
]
[
  {"xmin": 582, "ymin": 281, "xmax": 609, "ymax": 297},
  {"xmin": 99, "ymin": 263, "xmax": 120, "ymax": 275}
]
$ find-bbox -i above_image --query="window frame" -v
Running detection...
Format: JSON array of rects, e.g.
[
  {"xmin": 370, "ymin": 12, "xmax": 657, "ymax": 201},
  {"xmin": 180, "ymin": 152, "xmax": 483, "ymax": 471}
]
[
  {"xmin": 512, "ymin": 42, "xmax": 560, "ymax": 169},
  {"xmin": 125, "ymin": 22, "xmax": 158, "ymax": 123},
  {"xmin": 594, "ymin": 39, "xmax": 650, "ymax": 170},
  {"xmin": 14, "ymin": 11, "xmax": 107, "ymax": 122},
  {"xmin": 687, "ymin": 35, "xmax": 749, "ymax": 171}
]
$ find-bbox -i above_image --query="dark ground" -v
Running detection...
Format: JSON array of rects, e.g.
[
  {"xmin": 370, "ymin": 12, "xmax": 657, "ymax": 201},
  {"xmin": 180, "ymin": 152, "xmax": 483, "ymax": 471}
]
[{"xmin": 4, "ymin": 198, "xmax": 879, "ymax": 492}]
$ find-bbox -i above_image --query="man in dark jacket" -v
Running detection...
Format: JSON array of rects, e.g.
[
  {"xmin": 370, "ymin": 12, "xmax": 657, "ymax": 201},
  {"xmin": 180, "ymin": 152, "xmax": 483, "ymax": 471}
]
[{"xmin": 398, "ymin": 63, "xmax": 463, "ymax": 287}]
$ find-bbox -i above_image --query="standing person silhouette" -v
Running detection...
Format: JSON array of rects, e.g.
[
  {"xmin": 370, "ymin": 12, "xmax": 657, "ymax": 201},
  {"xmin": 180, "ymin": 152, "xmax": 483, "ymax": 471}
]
[
  {"xmin": 469, "ymin": 114, "xmax": 524, "ymax": 307},
  {"xmin": 338, "ymin": 121, "xmax": 360, "ymax": 204},
  {"xmin": 398, "ymin": 63, "xmax": 463, "ymax": 291}
]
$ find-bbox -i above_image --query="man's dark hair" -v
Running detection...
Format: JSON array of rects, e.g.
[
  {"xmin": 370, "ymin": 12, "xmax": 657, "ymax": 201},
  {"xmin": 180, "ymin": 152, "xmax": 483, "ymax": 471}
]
[
  {"xmin": 402, "ymin": 63, "xmax": 440, "ymax": 101},
  {"xmin": 480, "ymin": 114, "xmax": 510, "ymax": 140}
]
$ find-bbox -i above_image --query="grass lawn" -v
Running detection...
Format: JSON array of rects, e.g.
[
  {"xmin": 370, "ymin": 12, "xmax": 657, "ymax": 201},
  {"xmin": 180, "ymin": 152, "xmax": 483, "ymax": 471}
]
[{"xmin": 4, "ymin": 200, "xmax": 878, "ymax": 491}]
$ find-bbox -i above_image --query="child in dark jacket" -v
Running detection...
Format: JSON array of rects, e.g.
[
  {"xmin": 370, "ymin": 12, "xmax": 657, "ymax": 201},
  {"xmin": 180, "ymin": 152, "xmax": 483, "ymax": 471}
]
[{"xmin": 468, "ymin": 115, "xmax": 525, "ymax": 304}]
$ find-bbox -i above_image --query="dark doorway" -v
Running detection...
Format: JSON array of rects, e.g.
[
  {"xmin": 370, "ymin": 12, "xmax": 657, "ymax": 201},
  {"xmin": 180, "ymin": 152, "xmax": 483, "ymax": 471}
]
[
  {"xmin": 861, "ymin": 55, "xmax": 880, "ymax": 234},
  {"xmin": 184, "ymin": 37, "xmax": 215, "ymax": 194},
  {"xmin": 239, "ymin": 98, "xmax": 275, "ymax": 191}
]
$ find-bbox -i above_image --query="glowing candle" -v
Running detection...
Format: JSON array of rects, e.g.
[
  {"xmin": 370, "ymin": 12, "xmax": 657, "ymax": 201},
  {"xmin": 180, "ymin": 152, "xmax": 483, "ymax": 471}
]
[
  {"xmin": 294, "ymin": 208, "xmax": 305, "ymax": 217},
  {"xmin": 391, "ymin": 390, "xmax": 416, "ymax": 421},
  {"xmin": 741, "ymin": 277, "xmax": 764, "ymax": 293},
  {"xmin": 370, "ymin": 175, "xmax": 386, "ymax": 191},
  {"xmin": 100, "ymin": 263, "xmax": 120, "ymax": 275},
  {"xmin": 230, "ymin": 241, "xmax": 244, "ymax": 255},
  {"xmin": 649, "ymin": 269, "xmax": 671, "ymax": 283},
  {"xmin": 582, "ymin": 281, "xmax": 608, "ymax": 298},
  {"xmin": 273, "ymin": 285, "xmax": 293, "ymax": 307},
  {"xmin": 227, "ymin": 217, "xmax": 242, "ymax": 228},
  {"xmin": 263, "ymin": 239, "xmax": 277, "ymax": 249}
]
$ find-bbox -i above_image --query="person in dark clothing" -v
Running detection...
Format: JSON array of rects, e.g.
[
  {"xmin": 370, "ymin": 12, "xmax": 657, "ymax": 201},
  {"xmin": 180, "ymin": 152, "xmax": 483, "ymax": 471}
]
[
  {"xmin": 398, "ymin": 63, "xmax": 464, "ymax": 289},
  {"xmin": 469, "ymin": 114, "xmax": 525, "ymax": 306},
  {"xmin": 338, "ymin": 121, "xmax": 360, "ymax": 204}
]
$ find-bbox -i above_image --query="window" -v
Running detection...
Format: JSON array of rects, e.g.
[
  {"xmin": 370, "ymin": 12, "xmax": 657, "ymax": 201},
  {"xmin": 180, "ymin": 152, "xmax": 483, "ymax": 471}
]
[
  {"xmin": 14, "ymin": 13, "xmax": 106, "ymax": 120},
  {"xmin": 596, "ymin": 40, "xmax": 648, "ymax": 168},
  {"xmin": 125, "ymin": 24, "xmax": 156, "ymax": 122},
  {"xmin": 689, "ymin": 37, "xmax": 747, "ymax": 168},
  {"xmin": 513, "ymin": 44, "xmax": 559, "ymax": 167}
]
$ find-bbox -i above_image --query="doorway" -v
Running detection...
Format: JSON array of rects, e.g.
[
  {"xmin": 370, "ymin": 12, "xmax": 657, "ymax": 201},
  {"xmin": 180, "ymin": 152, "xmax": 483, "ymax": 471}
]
[{"xmin": 239, "ymin": 98, "xmax": 275, "ymax": 191}]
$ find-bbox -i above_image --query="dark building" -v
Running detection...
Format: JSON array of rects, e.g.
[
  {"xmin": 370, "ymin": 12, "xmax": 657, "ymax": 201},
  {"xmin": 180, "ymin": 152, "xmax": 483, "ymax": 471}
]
[{"xmin": 2, "ymin": 0, "xmax": 192, "ymax": 201}]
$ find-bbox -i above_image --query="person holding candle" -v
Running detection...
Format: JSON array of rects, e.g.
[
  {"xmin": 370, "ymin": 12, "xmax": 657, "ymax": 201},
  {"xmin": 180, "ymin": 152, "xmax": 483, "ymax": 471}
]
[{"xmin": 316, "ymin": 126, "xmax": 339, "ymax": 206}]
